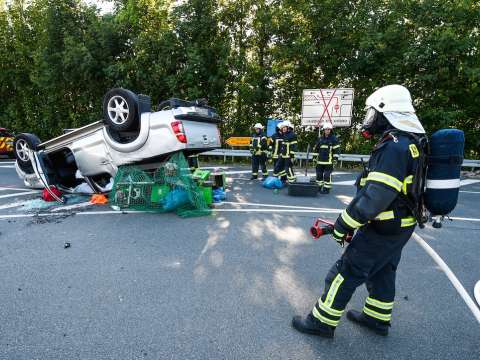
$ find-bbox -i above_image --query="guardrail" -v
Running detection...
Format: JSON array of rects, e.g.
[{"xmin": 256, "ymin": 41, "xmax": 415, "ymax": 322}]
[{"xmin": 200, "ymin": 149, "xmax": 480, "ymax": 169}]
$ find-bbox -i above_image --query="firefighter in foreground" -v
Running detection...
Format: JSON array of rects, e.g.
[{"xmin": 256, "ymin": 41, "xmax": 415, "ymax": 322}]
[
  {"xmin": 270, "ymin": 123, "xmax": 284, "ymax": 177},
  {"xmin": 313, "ymin": 122, "xmax": 340, "ymax": 194},
  {"xmin": 278, "ymin": 121, "xmax": 297, "ymax": 183},
  {"xmin": 292, "ymin": 85, "xmax": 427, "ymax": 337},
  {"xmin": 249, "ymin": 123, "xmax": 269, "ymax": 180}
]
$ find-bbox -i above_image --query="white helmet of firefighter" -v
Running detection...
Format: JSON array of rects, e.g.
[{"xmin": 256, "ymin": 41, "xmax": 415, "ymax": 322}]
[
  {"xmin": 364, "ymin": 84, "xmax": 425, "ymax": 134},
  {"xmin": 321, "ymin": 122, "xmax": 333, "ymax": 130},
  {"xmin": 280, "ymin": 120, "xmax": 294, "ymax": 129},
  {"xmin": 253, "ymin": 123, "xmax": 264, "ymax": 130}
]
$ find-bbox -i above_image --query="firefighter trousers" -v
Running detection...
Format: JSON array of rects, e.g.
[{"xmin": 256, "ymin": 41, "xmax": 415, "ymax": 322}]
[
  {"xmin": 251, "ymin": 154, "xmax": 268, "ymax": 178},
  {"xmin": 311, "ymin": 225, "xmax": 414, "ymax": 328},
  {"xmin": 284, "ymin": 157, "xmax": 296, "ymax": 182},
  {"xmin": 274, "ymin": 157, "xmax": 286, "ymax": 180},
  {"xmin": 316, "ymin": 164, "xmax": 333, "ymax": 188}
]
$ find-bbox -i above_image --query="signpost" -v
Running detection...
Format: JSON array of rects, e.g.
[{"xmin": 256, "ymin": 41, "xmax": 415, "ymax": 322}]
[
  {"xmin": 225, "ymin": 137, "xmax": 251, "ymax": 147},
  {"xmin": 301, "ymin": 88, "xmax": 354, "ymax": 127}
]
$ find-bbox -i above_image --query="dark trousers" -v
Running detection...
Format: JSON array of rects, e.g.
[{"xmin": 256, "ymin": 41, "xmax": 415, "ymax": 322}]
[
  {"xmin": 284, "ymin": 157, "xmax": 296, "ymax": 182},
  {"xmin": 311, "ymin": 225, "xmax": 414, "ymax": 327},
  {"xmin": 316, "ymin": 164, "xmax": 333, "ymax": 188},
  {"xmin": 274, "ymin": 157, "xmax": 286, "ymax": 180},
  {"xmin": 188, "ymin": 155, "xmax": 199, "ymax": 172},
  {"xmin": 251, "ymin": 154, "xmax": 268, "ymax": 178}
]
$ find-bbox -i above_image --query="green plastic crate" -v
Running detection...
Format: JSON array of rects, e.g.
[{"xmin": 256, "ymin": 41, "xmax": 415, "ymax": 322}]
[
  {"xmin": 193, "ymin": 169, "xmax": 211, "ymax": 182},
  {"xmin": 150, "ymin": 184, "xmax": 170, "ymax": 203},
  {"xmin": 198, "ymin": 186, "xmax": 213, "ymax": 206}
]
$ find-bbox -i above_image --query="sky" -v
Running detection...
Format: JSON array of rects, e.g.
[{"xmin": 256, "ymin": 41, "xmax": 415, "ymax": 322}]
[{"xmin": 84, "ymin": 0, "xmax": 115, "ymax": 14}]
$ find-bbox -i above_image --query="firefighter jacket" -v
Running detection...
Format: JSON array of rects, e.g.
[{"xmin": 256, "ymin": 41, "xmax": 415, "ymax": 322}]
[
  {"xmin": 269, "ymin": 131, "xmax": 284, "ymax": 159},
  {"xmin": 250, "ymin": 132, "xmax": 268, "ymax": 156},
  {"xmin": 334, "ymin": 131, "xmax": 420, "ymax": 237},
  {"xmin": 313, "ymin": 134, "xmax": 340, "ymax": 165},
  {"xmin": 280, "ymin": 131, "xmax": 297, "ymax": 159}
]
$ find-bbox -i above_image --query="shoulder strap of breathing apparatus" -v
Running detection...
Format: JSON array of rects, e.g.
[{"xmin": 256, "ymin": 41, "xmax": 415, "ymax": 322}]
[{"xmin": 384, "ymin": 129, "xmax": 430, "ymax": 228}]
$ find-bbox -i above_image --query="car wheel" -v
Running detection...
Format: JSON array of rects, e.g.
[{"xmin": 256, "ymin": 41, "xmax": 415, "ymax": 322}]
[
  {"xmin": 102, "ymin": 88, "xmax": 139, "ymax": 131},
  {"xmin": 13, "ymin": 133, "xmax": 41, "ymax": 174}
]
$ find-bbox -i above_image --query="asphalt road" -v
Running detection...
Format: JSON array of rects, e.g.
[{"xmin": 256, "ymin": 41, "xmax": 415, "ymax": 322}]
[{"xmin": 0, "ymin": 159, "xmax": 479, "ymax": 360}]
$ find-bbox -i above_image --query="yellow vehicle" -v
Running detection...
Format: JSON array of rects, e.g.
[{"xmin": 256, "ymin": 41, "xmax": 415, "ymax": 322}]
[{"xmin": 0, "ymin": 128, "xmax": 14, "ymax": 158}]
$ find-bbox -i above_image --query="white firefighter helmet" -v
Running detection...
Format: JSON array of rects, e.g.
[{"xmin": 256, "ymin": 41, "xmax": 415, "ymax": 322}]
[
  {"xmin": 364, "ymin": 85, "xmax": 425, "ymax": 134},
  {"xmin": 253, "ymin": 123, "xmax": 264, "ymax": 130},
  {"xmin": 322, "ymin": 122, "xmax": 333, "ymax": 130},
  {"xmin": 280, "ymin": 120, "xmax": 294, "ymax": 129}
]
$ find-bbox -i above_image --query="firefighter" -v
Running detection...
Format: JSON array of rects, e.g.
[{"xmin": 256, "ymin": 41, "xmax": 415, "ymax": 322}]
[
  {"xmin": 270, "ymin": 122, "xmax": 284, "ymax": 177},
  {"xmin": 187, "ymin": 154, "xmax": 199, "ymax": 172},
  {"xmin": 279, "ymin": 121, "xmax": 297, "ymax": 183},
  {"xmin": 249, "ymin": 123, "xmax": 269, "ymax": 180},
  {"xmin": 292, "ymin": 84, "xmax": 427, "ymax": 338},
  {"xmin": 313, "ymin": 122, "xmax": 340, "ymax": 194}
]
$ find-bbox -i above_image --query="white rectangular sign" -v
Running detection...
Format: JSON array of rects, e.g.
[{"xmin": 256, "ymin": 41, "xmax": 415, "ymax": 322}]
[{"xmin": 301, "ymin": 88, "xmax": 354, "ymax": 127}]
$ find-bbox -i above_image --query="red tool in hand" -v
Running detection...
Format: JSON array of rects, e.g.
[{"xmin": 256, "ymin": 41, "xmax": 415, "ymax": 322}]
[{"xmin": 310, "ymin": 218, "xmax": 353, "ymax": 243}]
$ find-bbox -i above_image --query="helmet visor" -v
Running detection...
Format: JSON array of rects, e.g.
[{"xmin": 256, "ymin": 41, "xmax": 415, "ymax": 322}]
[{"xmin": 363, "ymin": 107, "xmax": 378, "ymax": 129}]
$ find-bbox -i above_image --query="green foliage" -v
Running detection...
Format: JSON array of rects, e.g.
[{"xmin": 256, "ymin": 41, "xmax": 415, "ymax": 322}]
[{"xmin": 0, "ymin": 0, "xmax": 479, "ymax": 157}]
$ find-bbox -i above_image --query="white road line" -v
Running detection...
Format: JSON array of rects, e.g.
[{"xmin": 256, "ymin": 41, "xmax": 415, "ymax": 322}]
[
  {"xmin": 51, "ymin": 202, "xmax": 93, "ymax": 212},
  {"xmin": 220, "ymin": 201, "xmax": 343, "ymax": 212},
  {"xmin": 460, "ymin": 179, "xmax": 480, "ymax": 186},
  {"xmin": 0, "ymin": 191, "xmax": 39, "ymax": 199},
  {"xmin": 1, "ymin": 205, "xmax": 480, "ymax": 223},
  {"xmin": 412, "ymin": 232, "xmax": 480, "ymax": 323},
  {"xmin": 0, "ymin": 161, "xmax": 15, "ymax": 164},
  {"xmin": 459, "ymin": 191, "xmax": 480, "ymax": 194},
  {"xmin": 450, "ymin": 216, "xmax": 480, "ymax": 222},
  {"xmin": 0, "ymin": 187, "xmax": 36, "ymax": 191},
  {"xmin": 0, "ymin": 200, "xmax": 27, "ymax": 210},
  {"xmin": 214, "ymin": 209, "xmax": 339, "ymax": 213},
  {"xmin": 0, "ymin": 165, "xmax": 14, "ymax": 168},
  {"xmin": 474, "ymin": 281, "xmax": 480, "ymax": 308}
]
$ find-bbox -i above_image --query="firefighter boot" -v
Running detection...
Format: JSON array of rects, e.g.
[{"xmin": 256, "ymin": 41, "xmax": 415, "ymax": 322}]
[
  {"xmin": 346, "ymin": 310, "xmax": 389, "ymax": 336},
  {"xmin": 291, "ymin": 314, "xmax": 335, "ymax": 338}
]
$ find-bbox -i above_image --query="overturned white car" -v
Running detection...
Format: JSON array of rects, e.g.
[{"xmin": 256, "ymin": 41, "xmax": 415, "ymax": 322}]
[{"xmin": 14, "ymin": 88, "xmax": 222, "ymax": 201}]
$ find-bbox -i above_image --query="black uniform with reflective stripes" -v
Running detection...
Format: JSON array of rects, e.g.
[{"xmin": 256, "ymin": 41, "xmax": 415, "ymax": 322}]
[
  {"xmin": 188, "ymin": 154, "xmax": 199, "ymax": 172},
  {"xmin": 279, "ymin": 130, "xmax": 297, "ymax": 182},
  {"xmin": 250, "ymin": 131, "xmax": 268, "ymax": 178},
  {"xmin": 311, "ymin": 131, "xmax": 420, "ymax": 328},
  {"xmin": 313, "ymin": 134, "xmax": 340, "ymax": 188},
  {"xmin": 270, "ymin": 131, "xmax": 284, "ymax": 177}
]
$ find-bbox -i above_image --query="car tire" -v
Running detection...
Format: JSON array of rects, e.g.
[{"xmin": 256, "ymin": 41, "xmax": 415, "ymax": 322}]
[
  {"xmin": 13, "ymin": 133, "xmax": 41, "ymax": 174},
  {"xmin": 102, "ymin": 88, "xmax": 139, "ymax": 131}
]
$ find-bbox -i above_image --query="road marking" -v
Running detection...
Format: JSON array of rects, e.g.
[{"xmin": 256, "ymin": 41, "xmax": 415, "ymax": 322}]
[
  {"xmin": 0, "ymin": 200, "xmax": 27, "ymax": 210},
  {"xmin": 214, "ymin": 209, "xmax": 339, "ymax": 213},
  {"xmin": 450, "ymin": 216, "xmax": 480, "ymax": 222},
  {"xmin": 475, "ymin": 281, "xmax": 480, "ymax": 308},
  {"xmin": 334, "ymin": 180, "xmax": 356, "ymax": 186},
  {"xmin": 0, "ymin": 186, "xmax": 36, "ymax": 191},
  {"xmin": 220, "ymin": 201, "xmax": 343, "ymax": 212},
  {"xmin": 459, "ymin": 191, "xmax": 480, "ymax": 194},
  {"xmin": 412, "ymin": 232, "xmax": 480, "ymax": 323},
  {"xmin": 51, "ymin": 202, "xmax": 93, "ymax": 212},
  {"xmin": 0, "ymin": 165, "xmax": 14, "ymax": 168},
  {"xmin": 460, "ymin": 179, "xmax": 480, "ymax": 186},
  {"xmin": 0, "ymin": 191, "xmax": 39, "ymax": 199}
]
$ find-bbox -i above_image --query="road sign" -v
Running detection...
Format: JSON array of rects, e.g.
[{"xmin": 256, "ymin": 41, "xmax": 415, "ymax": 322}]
[
  {"xmin": 225, "ymin": 137, "xmax": 251, "ymax": 147},
  {"xmin": 301, "ymin": 88, "xmax": 354, "ymax": 127}
]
